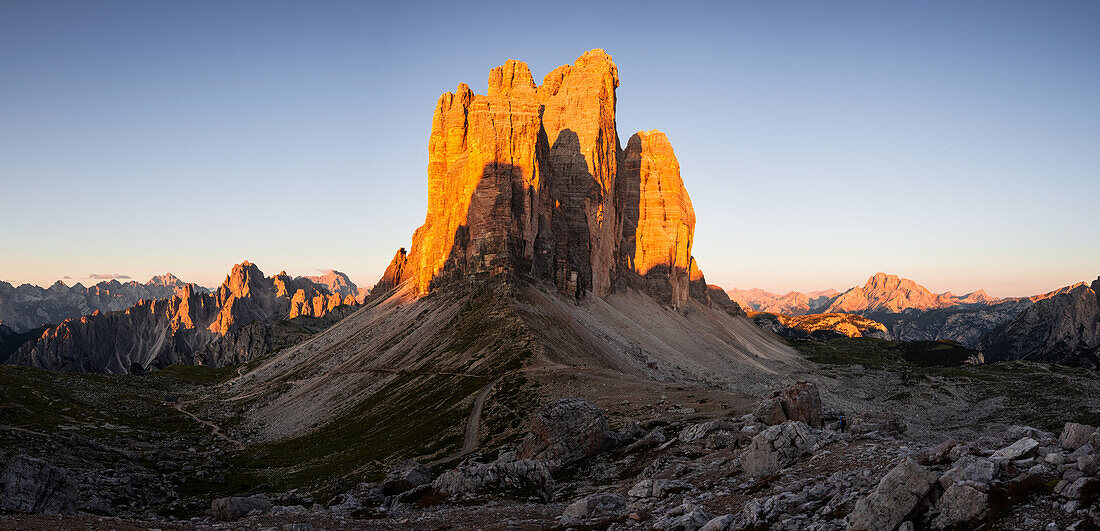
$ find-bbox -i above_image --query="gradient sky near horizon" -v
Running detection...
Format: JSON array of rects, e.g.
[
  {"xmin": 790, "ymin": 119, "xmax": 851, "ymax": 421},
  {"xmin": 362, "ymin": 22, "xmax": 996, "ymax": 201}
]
[{"xmin": 1, "ymin": 1, "xmax": 1097, "ymax": 297}]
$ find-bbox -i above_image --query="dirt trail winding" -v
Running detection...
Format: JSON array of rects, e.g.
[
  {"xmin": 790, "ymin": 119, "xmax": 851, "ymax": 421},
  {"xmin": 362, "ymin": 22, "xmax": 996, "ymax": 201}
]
[
  {"xmin": 429, "ymin": 363, "xmax": 585, "ymax": 466},
  {"xmin": 172, "ymin": 400, "xmax": 245, "ymax": 451},
  {"xmin": 430, "ymin": 374, "xmax": 505, "ymax": 466}
]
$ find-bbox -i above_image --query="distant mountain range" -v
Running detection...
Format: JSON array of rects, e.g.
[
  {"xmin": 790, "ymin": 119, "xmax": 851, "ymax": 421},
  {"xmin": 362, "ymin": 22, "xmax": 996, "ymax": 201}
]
[
  {"xmin": 731, "ymin": 272, "xmax": 1100, "ymax": 366},
  {"xmin": 727, "ymin": 273, "xmax": 998, "ymax": 316},
  {"xmin": 3, "ymin": 263, "xmax": 362, "ymax": 372},
  {"xmin": 0, "ymin": 270, "xmax": 367, "ymax": 335},
  {"xmin": 0, "ymin": 273, "xmax": 208, "ymax": 333},
  {"xmin": 725, "ymin": 288, "xmax": 839, "ymax": 315}
]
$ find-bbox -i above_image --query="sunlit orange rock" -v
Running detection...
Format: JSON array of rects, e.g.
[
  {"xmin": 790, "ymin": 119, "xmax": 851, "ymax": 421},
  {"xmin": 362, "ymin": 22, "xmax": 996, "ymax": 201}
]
[
  {"xmin": 396, "ymin": 50, "xmax": 622, "ymax": 298},
  {"xmin": 371, "ymin": 247, "xmax": 408, "ymax": 295},
  {"xmin": 384, "ymin": 49, "xmax": 710, "ymax": 308},
  {"xmin": 617, "ymin": 130, "xmax": 699, "ymax": 306}
]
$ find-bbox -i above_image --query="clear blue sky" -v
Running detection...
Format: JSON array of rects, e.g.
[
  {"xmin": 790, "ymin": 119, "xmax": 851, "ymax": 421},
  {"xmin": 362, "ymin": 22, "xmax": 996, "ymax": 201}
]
[{"xmin": 1, "ymin": 1, "xmax": 1097, "ymax": 297}]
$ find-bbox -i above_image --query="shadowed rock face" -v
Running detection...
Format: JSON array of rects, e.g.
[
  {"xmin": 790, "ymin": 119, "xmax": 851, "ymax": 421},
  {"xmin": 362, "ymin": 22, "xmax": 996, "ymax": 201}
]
[
  {"xmin": 392, "ymin": 49, "xmax": 706, "ymax": 307},
  {"xmin": 980, "ymin": 278, "xmax": 1100, "ymax": 366}
]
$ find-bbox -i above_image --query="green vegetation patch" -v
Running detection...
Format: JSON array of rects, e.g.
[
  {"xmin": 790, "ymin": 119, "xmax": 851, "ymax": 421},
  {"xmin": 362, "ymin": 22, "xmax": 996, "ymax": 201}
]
[
  {"xmin": 792, "ymin": 338, "xmax": 1100, "ymax": 433},
  {"xmin": 791, "ymin": 337, "xmax": 974, "ymax": 368},
  {"xmin": 152, "ymin": 364, "xmax": 240, "ymax": 385},
  {"xmin": 0, "ymin": 365, "xmax": 202, "ymax": 434},
  {"xmin": 229, "ymin": 372, "xmax": 486, "ymax": 497}
]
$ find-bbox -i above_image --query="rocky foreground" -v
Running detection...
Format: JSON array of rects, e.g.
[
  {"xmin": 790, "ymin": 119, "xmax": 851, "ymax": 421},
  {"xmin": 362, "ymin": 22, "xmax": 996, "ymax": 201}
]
[{"xmin": 6, "ymin": 381, "xmax": 1100, "ymax": 530}]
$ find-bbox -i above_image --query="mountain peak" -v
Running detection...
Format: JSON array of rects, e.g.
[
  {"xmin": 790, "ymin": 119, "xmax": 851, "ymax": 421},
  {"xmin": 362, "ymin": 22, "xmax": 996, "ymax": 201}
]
[
  {"xmin": 300, "ymin": 269, "xmax": 359, "ymax": 299},
  {"xmin": 146, "ymin": 273, "xmax": 183, "ymax": 286},
  {"xmin": 867, "ymin": 272, "xmax": 903, "ymax": 289},
  {"xmin": 220, "ymin": 261, "xmax": 266, "ymax": 300}
]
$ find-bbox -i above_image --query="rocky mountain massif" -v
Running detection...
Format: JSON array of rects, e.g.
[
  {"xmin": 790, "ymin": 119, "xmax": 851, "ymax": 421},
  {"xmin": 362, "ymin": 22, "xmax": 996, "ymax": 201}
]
[
  {"xmin": 5, "ymin": 262, "xmax": 359, "ymax": 373},
  {"xmin": 215, "ymin": 49, "xmax": 797, "ymax": 460},
  {"xmin": 982, "ymin": 277, "xmax": 1100, "ymax": 366},
  {"xmin": 0, "ymin": 273, "xmax": 206, "ymax": 333},
  {"xmin": 823, "ymin": 272, "xmax": 999, "ymax": 314},
  {"xmin": 390, "ymin": 49, "xmax": 710, "ymax": 308}
]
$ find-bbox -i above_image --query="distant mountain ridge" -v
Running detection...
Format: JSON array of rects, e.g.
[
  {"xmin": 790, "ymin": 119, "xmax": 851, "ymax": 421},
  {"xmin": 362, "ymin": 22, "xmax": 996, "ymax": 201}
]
[
  {"xmin": 0, "ymin": 274, "xmax": 209, "ymax": 333},
  {"xmin": 824, "ymin": 273, "xmax": 1000, "ymax": 314},
  {"xmin": 728, "ymin": 273, "xmax": 1096, "ymax": 350},
  {"xmin": 6, "ymin": 262, "xmax": 359, "ymax": 373},
  {"xmin": 299, "ymin": 269, "xmax": 370, "ymax": 302},
  {"xmin": 725, "ymin": 288, "xmax": 838, "ymax": 316}
]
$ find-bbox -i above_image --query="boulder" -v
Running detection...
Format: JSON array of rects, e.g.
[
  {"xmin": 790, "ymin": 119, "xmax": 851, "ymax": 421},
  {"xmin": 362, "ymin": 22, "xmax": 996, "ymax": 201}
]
[
  {"xmin": 1062, "ymin": 477, "xmax": 1100, "ymax": 501},
  {"xmin": 516, "ymin": 397, "xmax": 613, "ymax": 469},
  {"xmin": 741, "ymin": 421, "xmax": 818, "ymax": 477},
  {"xmin": 775, "ymin": 381, "xmax": 823, "ymax": 427},
  {"xmin": 754, "ymin": 382, "xmax": 822, "ymax": 427},
  {"xmin": 921, "ymin": 438, "xmax": 959, "ymax": 465},
  {"xmin": 1061, "ymin": 423, "xmax": 1097, "ymax": 450},
  {"xmin": 932, "ymin": 483, "xmax": 988, "ymax": 529},
  {"xmin": 0, "ymin": 455, "xmax": 77, "ymax": 515},
  {"xmin": 625, "ymin": 429, "xmax": 667, "ymax": 454},
  {"xmin": 700, "ymin": 514, "xmax": 739, "ymax": 531},
  {"xmin": 679, "ymin": 419, "xmax": 741, "ymax": 443},
  {"xmin": 560, "ymin": 493, "xmax": 628, "ymax": 526},
  {"xmin": 628, "ymin": 478, "xmax": 692, "ymax": 499},
  {"xmin": 939, "ymin": 455, "xmax": 996, "ymax": 488},
  {"xmin": 381, "ymin": 460, "xmax": 430, "ymax": 494},
  {"xmin": 1079, "ymin": 454, "xmax": 1100, "ymax": 476},
  {"xmin": 849, "ymin": 411, "xmax": 906, "ymax": 436},
  {"xmin": 654, "ymin": 503, "xmax": 712, "ymax": 531},
  {"xmin": 991, "ymin": 437, "xmax": 1039, "ymax": 460},
  {"xmin": 432, "ymin": 459, "xmax": 553, "ymax": 501},
  {"xmin": 752, "ymin": 398, "xmax": 787, "ymax": 426},
  {"xmin": 211, "ymin": 495, "xmax": 272, "ymax": 521},
  {"xmin": 846, "ymin": 459, "xmax": 939, "ymax": 531},
  {"xmin": 1007, "ymin": 425, "xmax": 1054, "ymax": 443}
]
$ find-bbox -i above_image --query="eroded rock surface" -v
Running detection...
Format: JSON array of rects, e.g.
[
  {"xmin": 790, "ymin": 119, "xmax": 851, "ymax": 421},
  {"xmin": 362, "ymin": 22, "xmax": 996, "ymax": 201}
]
[
  {"xmin": 846, "ymin": 459, "xmax": 938, "ymax": 531},
  {"xmin": 516, "ymin": 397, "xmax": 613, "ymax": 470},
  {"xmin": 0, "ymin": 455, "xmax": 78, "ymax": 515}
]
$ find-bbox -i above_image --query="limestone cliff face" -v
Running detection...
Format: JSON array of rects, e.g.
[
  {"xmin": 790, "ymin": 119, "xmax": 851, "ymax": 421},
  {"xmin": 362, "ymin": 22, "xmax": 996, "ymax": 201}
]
[
  {"xmin": 299, "ymin": 270, "xmax": 362, "ymax": 301},
  {"xmin": 391, "ymin": 49, "xmax": 705, "ymax": 307},
  {"xmin": 8, "ymin": 262, "xmax": 358, "ymax": 373},
  {"xmin": 617, "ymin": 131, "xmax": 698, "ymax": 306}
]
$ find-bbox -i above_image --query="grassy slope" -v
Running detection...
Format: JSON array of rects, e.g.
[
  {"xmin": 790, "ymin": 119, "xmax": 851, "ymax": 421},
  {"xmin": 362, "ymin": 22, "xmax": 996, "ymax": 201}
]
[{"xmin": 217, "ymin": 283, "xmax": 540, "ymax": 498}]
